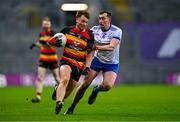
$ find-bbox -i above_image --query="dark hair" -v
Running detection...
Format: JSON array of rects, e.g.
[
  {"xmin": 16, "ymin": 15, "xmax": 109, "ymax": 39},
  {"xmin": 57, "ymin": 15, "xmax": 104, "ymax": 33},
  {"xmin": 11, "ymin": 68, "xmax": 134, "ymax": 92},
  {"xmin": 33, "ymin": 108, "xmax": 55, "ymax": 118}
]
[
  {"xmin": 99, "ymin": 10, "xmax": 112, "ymax": 18},
  {"xmin": 76, "ymin": 11, "xmax": 90, "ymax": 19},
  {"xmin": 43, "ymin": 17, "xmax": 51, "ymax": 22}
]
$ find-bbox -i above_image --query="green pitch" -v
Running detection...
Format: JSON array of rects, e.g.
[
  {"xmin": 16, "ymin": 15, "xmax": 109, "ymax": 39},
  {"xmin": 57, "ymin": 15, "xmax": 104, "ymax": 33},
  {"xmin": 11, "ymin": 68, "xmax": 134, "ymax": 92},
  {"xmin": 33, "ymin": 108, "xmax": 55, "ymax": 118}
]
[{"xmin": 0, "ymin": 85, "xmax": 180, "ymax": 121}]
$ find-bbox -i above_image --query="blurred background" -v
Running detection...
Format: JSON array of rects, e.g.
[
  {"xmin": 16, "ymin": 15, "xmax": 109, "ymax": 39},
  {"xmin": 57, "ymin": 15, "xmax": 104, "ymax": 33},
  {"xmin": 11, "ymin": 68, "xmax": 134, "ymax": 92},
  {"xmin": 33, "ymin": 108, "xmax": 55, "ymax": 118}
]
[{"xmin": 0, "ymin": 0, "xmax": 180, "ymax": 87}]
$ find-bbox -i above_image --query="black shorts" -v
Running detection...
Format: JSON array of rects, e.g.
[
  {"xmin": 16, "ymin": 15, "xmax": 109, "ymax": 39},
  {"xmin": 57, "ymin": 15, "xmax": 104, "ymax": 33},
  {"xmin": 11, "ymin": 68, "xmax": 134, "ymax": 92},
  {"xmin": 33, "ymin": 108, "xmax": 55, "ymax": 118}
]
[
  {"xmin": 60, "ymin": 61, "xmax": 83, "ymax": 82},
  {"xmin": 39, "ymin": 61, "xmax": 59, "ymax": 70}
]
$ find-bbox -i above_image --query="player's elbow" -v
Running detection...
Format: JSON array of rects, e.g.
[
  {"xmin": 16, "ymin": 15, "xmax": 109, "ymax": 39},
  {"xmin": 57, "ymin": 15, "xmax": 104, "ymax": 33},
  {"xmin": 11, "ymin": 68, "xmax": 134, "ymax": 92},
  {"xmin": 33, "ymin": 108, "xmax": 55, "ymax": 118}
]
[{"xmin": 109, "ymin": 45, "xmax": 116, "ymax": 51}]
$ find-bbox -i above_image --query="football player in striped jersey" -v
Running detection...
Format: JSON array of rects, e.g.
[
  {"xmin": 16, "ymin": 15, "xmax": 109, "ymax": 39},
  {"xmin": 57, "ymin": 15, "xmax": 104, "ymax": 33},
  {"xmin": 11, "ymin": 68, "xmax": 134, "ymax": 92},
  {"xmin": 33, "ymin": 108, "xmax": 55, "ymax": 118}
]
[
  {"xmin": 30, "ymin": 17, "xmax": 60, "ymax": 103},
  {"xmin": 48, "ymin": 11, "xmax": 95, "ymax": 115}
]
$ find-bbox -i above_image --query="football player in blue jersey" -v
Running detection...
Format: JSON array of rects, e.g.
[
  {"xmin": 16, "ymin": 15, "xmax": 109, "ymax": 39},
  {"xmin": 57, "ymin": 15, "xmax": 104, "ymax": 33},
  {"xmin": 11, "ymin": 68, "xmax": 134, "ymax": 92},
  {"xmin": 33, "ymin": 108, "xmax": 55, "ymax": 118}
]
[{"xmin": 65, "ymin": 10, "xmax": 122, "ymax": 115}]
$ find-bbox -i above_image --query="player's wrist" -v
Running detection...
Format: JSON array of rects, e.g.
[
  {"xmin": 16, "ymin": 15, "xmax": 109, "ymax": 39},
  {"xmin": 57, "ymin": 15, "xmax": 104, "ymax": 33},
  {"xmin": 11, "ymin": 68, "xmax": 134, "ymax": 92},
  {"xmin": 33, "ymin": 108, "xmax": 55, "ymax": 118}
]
[
  {"xmin": 92, "ymin": 44, "xmax": 99, "ymax": 50},
  {"xmin": 30, "ymin": 43, "xmax": 36, "ymax": 50},
  {"xmin": 82, "ymin": 67, "xmax": 90, "ymax": 75},
  {"xmin": 96, "ymin": 45, "xmax": 100, "ymax": 50}
]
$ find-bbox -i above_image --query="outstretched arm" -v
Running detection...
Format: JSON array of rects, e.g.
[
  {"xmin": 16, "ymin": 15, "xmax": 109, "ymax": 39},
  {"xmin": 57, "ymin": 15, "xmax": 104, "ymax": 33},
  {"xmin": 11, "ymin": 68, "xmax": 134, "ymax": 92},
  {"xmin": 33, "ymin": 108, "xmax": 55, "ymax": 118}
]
[
  {"xmin": 30, "ymin": 41, "xmax": 42, "ymax": 50},
  {"xmin": 96, "ymin": 38, "xmax": 120, "ymax": 51},
  {"xmin": 34, "ymin": 42, "xmax": 42, "ymax": 48}
]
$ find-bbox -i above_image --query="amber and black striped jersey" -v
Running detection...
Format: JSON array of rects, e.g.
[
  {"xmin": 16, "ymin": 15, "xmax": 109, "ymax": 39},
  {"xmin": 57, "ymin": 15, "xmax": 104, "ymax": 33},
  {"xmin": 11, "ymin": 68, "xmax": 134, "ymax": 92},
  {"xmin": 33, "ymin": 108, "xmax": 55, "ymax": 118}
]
[
  {"xmin": 60, "ymin": 26, "xmax": 95, "ymax": 70},
  {"xmin": 38, "ymin": 30, "xmax": 58, "ymax": 62}
]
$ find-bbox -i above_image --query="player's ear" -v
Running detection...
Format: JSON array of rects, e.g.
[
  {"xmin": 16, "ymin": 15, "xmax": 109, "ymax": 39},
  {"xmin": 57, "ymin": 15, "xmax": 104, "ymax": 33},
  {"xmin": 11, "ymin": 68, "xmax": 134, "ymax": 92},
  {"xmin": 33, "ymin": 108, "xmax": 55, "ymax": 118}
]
[{"xmin": 76, "ymin": 17, "xmax": 80, "ymax": 23}]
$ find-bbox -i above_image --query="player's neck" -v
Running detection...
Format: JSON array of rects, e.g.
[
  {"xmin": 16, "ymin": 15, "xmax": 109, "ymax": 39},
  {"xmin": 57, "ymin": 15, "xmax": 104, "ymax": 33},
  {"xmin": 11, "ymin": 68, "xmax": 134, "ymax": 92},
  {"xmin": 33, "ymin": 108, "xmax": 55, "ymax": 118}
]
[
  {"xmin": 101, "ymin": 24, "xmax": 111, "ymax": 32},
  {"xmin": 44, "ymin": 28, "xmax": 51, "ymax": 32},
  {"xmin": 75, "ymin": 26, "xmax": 85, "ymax": 32}
]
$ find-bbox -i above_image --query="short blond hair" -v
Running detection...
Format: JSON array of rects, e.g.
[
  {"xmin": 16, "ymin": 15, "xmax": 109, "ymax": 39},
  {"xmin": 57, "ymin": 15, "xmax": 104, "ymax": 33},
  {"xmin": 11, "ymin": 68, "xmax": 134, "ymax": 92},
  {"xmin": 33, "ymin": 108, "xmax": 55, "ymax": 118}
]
[{"xmin": 43, "ymin": 17, "xmax": 51, "ymax": 22}]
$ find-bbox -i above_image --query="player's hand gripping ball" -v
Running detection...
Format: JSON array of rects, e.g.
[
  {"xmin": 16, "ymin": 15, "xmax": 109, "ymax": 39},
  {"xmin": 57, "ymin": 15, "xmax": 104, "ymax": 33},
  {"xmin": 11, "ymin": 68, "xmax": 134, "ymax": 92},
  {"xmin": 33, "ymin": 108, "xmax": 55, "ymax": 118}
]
[{"xmin": 48, "ymin": 33, "xmax": 67, "ymax": 47}]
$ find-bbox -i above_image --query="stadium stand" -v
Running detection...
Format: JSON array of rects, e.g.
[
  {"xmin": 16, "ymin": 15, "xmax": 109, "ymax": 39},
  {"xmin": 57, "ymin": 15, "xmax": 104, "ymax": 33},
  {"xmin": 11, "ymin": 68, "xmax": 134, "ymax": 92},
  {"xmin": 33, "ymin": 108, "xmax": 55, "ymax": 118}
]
[{"xmin": 0, "ymin": 0, "xmax": 179, "ymax": 84}]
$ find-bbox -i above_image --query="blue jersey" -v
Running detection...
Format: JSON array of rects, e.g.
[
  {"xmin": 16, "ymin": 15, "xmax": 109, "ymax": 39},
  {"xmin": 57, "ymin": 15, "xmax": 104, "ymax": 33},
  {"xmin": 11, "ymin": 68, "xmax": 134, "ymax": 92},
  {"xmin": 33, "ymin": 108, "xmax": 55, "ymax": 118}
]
[{"xmin": 91, "ymin": 24, "xmax": 122, "ymax": 64}]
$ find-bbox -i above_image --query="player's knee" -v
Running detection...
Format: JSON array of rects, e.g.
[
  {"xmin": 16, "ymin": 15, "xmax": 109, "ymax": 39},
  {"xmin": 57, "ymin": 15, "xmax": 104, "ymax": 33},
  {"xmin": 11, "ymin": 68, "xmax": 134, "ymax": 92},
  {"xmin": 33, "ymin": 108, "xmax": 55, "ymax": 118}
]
[
  {"xmin": 37, "ymin": 75, "xmax": 44, "ymax": 82},
  {"xmin": 103, "ymin": 83, "xmax": 113, "ymax": 91}
]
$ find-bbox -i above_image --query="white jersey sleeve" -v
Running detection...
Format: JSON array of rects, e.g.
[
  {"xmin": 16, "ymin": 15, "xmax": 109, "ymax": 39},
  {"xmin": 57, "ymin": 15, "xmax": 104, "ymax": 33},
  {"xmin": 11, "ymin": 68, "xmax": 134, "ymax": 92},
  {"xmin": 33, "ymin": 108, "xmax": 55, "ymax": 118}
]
[{"xmin": 112, "ymin": 28, "xmax": 122, "ymax": 41}]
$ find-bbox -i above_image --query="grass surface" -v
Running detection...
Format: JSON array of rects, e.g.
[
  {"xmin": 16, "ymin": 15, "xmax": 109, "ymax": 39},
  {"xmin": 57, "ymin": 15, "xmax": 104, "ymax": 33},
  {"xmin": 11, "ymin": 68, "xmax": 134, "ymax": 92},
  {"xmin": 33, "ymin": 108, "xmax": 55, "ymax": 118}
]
[{"xmin": 0, "ymin": 85, "xmax": 180, "ymax": 121}]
